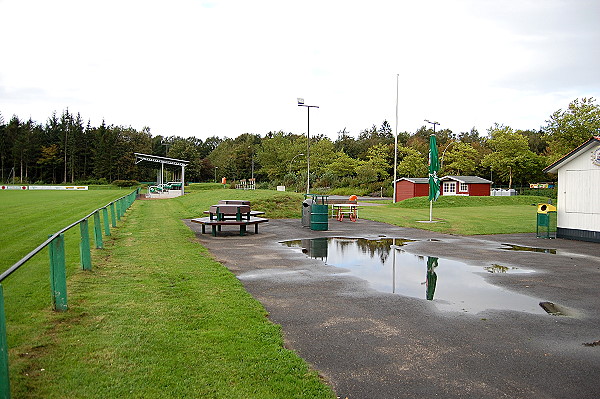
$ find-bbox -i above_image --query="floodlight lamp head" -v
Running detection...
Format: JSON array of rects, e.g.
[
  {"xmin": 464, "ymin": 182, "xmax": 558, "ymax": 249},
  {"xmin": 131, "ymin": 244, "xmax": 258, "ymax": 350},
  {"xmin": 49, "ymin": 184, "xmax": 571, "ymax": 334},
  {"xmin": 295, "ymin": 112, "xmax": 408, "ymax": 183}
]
[{"xmin": 297, "ymin": 98, "xmax": 305, "ymax": 106}]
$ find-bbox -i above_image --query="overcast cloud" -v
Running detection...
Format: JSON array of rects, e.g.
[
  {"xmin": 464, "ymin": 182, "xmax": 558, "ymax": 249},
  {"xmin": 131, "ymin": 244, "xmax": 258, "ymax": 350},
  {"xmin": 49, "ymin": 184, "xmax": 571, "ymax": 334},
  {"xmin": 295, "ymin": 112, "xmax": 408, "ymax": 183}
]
[{"xmin": 1, "ymin": 0, "xmax": 599, "ymax": 140}]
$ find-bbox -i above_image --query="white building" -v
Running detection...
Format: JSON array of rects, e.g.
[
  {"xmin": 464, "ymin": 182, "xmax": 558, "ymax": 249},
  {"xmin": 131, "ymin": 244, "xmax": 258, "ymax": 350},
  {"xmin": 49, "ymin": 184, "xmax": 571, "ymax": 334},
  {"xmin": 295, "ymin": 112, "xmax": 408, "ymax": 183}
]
[{"xmin": 543, "ymin": 136, "xmax": 600, "ymax": 242}]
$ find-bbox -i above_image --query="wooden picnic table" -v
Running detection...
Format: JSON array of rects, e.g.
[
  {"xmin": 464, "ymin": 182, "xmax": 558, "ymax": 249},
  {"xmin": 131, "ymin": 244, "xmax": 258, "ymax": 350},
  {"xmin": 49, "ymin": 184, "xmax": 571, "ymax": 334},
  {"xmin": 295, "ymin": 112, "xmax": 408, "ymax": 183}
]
[
  {"xmin": 191, "ymin": 216, "xmax": 268, "ymax": 236},
  {"xmin": 204, "ymin": 209, "xmax": 265, "ymax": 217},
  {"xmin": 192, "ymin": 203, "xmax": 268, "ymax": 236},
  {"xmin": 208, "ymin": 204, "xmax": 251, "ymax": 220},
  {"xmin": 218, "ymin": 200, "xmax": 251, "ymax": 206}
]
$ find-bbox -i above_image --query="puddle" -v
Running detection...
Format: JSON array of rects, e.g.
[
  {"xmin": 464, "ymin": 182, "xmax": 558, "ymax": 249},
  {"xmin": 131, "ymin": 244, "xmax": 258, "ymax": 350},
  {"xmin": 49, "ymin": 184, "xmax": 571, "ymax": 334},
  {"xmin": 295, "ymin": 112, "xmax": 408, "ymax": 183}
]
[
  {"xmin": 282, "ymin": 237, "xmax": 548, "ymax": 315},
  {"xmin": 500, "ymin": 244, "xmax": 557, "ymax": 254}
]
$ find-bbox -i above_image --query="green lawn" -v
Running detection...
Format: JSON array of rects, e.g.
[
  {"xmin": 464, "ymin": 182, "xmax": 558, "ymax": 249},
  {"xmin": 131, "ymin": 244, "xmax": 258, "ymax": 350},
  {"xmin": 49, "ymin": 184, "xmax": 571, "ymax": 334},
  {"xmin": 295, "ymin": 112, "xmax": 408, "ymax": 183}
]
[
  {"xmin": 0, "ymin": 189, "xmax": 129, "ymax": 351},
  {"xmin": 360, "ymin": 195, "xmax": 551, "ymax": 235},
  {"xmin": 1, "ymin": 188, "xmax": 334, "ymax": 398}
]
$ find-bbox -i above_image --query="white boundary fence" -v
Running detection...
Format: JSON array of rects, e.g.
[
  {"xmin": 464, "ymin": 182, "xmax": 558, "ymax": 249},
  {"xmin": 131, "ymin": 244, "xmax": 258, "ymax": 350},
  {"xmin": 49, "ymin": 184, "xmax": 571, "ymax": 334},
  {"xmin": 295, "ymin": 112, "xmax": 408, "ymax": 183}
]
[{"xmin": 1, "ymin": 185, "xmax": 89, "ymax": 190}]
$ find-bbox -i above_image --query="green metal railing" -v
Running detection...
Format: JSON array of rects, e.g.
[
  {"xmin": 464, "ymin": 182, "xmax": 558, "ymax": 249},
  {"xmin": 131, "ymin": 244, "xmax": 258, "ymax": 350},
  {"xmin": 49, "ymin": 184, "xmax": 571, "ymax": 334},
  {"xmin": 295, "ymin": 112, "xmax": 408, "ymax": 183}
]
[{"xmin": 0, "ymin": 187, "xmax": 140, "ymax": 399}]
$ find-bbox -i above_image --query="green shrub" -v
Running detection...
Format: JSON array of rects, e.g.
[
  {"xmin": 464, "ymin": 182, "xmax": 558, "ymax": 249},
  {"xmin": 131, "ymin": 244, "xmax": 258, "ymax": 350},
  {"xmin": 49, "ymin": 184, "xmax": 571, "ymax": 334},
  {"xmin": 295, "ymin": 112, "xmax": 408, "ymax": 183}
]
[
  {"xmin": 112, "ymin": 179, "xmax": 140, "ymax": 187},
  {"xmin": 328, "ymin": 187, "xmax": 361, "ymax": 196},
  {"xmin": 76, "ymin": 178, "xmax": 109, "ymax": 185}
]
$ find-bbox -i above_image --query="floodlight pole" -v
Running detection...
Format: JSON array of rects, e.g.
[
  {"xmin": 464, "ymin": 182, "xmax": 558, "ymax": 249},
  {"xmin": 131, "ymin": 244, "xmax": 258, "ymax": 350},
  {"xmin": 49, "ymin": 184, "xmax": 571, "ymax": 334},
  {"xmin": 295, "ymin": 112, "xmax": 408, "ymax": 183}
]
[
  {"xmin": 297, "ymin": 98, "xmax": 319, "ymax": 194},
  {"xmin": 424, "ymin": 119, "xmax": 439, "ymax": 135}
]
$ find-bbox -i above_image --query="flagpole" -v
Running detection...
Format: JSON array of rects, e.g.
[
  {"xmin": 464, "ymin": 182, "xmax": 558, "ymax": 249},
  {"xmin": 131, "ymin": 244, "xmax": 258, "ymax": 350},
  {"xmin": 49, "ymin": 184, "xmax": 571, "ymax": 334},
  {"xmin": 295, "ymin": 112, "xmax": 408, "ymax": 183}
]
[
  {"xmin": 429, "ymin": 200, "xmax": 433, "ymax": 222},
  {"xmin": 425, "ymin": 121, "xmax": 440, "ymax": 223},
  {"xmin": 393, "ymin": 74, "xmax": 399, "ymax": 203}
]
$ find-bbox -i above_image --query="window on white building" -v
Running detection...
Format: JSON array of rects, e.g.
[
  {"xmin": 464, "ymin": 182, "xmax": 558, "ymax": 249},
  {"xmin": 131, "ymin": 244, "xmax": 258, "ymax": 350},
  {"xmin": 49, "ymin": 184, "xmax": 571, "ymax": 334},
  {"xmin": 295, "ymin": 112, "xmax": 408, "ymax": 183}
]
[{"xmin": 443, "ymin": 181, "xmax": 456, "ymax": 194}]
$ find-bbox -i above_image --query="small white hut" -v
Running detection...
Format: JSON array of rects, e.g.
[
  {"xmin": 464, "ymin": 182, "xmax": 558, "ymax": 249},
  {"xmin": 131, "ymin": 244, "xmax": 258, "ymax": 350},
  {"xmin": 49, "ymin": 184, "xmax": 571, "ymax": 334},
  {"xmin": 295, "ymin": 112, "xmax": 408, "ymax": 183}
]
[{"xmin": 543, "ymin": 136, "xmax": 600, "ymax": 242}]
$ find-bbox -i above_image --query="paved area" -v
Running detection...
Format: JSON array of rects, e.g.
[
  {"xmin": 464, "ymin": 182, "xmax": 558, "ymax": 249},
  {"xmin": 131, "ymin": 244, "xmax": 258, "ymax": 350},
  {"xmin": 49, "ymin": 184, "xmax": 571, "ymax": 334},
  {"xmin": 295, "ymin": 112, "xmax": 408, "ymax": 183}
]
[{"xmin": 184, "ymin": 218, "xmax": 600, "ymax": 399}]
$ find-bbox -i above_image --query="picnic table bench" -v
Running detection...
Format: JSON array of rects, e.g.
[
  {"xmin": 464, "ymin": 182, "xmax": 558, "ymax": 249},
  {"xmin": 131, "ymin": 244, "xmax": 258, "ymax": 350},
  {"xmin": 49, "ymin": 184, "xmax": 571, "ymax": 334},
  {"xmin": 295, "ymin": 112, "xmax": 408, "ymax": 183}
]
[
  {"xmin": 190, "ymin": 216, "xmax": 269, "ymax": 236},
  {"xmin": 192, "ymin": 203, "xmax": 268, "ymax": 236}
]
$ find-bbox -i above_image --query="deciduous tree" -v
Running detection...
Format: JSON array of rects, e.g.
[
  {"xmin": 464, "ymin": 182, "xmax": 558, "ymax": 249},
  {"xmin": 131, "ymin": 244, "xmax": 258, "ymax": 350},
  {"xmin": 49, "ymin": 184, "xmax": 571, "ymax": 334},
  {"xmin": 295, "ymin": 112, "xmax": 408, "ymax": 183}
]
[{"xmin": 543, "ymin": 97, "xmax": 600, "ymax": 160}]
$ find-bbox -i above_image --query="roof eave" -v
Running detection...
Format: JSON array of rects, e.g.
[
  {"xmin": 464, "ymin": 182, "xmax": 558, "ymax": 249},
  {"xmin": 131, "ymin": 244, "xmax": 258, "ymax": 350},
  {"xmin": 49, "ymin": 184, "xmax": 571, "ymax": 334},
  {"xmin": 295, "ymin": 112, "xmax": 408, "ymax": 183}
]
[{"xmin": 543, "ymin": 136, "xmax": 600, "ymax": 173}]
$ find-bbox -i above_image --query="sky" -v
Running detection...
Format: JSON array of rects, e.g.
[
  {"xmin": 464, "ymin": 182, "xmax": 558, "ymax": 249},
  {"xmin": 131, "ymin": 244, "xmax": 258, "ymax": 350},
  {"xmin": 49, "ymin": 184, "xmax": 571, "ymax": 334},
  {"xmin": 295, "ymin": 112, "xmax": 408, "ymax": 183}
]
[{"xmin": 1, "ymin": 0, "xmax": 599, "ymax": 141}]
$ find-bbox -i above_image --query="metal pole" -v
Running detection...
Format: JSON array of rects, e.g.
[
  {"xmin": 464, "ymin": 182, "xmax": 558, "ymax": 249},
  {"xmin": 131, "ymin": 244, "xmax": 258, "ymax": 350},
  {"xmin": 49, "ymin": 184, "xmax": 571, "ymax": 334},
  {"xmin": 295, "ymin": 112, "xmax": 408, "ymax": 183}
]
[
  {"xmin": 160, "ymin": 163, "xmax": 164, "ymax": 186},
  {"xmin": 393, "ymin": 74, "xmax": 399, "ymax": 203},
  {"xmin": 429, "ymin": 199, "xmax": 433, "ymax": 222},
  {"xmin": 181, "ymin": 165, "xmax": 185, "ymax": 197},
  {"xmin": 425, "ymin": 120, "xmax": 440, "ymax": 223},
  {"xmin": 307, "ymin": 107, "xmax": 310, "ymax": 194}
]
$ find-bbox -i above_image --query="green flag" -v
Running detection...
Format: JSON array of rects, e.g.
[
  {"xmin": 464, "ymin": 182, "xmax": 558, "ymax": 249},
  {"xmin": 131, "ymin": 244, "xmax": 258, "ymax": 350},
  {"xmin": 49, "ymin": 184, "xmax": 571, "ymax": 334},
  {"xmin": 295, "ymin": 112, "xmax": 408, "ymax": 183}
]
[
  {"xmin": 428, "ymin": 134, "xmax": 440, "ymax": 201},
  {"xmin": 426, "ymin": 256, "xmax": 439, "ymax": 300}
]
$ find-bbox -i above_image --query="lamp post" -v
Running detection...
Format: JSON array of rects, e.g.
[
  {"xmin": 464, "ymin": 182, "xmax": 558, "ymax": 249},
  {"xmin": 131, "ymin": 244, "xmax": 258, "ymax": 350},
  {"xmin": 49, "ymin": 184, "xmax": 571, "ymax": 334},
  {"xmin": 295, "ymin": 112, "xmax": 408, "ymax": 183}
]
[
  {"xmin": 247, "ymin": 146, "xmax": 254, "ymax": 180},
  {"xmin": 289, "ymin": 153, "xmax": 305, "ymax": 174},
  {"xmin": 440, "ymin": 141, "xmax": 455, "ymax": 170},
  {"xmin": 424, "ymin": 119, "xmax": 439, "ymax": 134},
  {"xmin": 214, "ymin": 166, "xmax": 218, "ymax": 183},
  {"xmin": 298, "ymin": 98, "xmax": 319, "ymax": 194}
]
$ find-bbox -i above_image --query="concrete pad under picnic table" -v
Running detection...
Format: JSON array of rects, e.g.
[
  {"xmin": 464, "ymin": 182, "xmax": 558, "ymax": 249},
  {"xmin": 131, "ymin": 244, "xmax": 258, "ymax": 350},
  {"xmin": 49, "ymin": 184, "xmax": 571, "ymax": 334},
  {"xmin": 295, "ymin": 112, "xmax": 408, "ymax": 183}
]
[{"xmin": 184, "ymin": 218, "xmax": 600, "ymax": 399}]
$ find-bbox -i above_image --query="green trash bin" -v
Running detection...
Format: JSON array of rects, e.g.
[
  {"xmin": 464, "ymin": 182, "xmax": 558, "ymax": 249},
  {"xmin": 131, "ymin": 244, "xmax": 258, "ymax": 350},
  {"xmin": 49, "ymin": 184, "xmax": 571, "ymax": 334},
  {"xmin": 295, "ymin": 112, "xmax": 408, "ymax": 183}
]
[
  {"xmin": 307, "ymin": 194, "xmax": 329, "ymax": 231},
  {"xmin": 310, "ymin": 204, "xmax": 329, "ymax": 231}
]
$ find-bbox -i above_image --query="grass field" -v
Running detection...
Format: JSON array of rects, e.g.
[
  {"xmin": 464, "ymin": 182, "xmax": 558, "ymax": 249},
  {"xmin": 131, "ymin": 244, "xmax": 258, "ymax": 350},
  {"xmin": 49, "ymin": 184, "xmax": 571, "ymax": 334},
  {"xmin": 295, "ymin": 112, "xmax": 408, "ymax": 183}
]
[
  {"xmin": 0, "ymin": 188, "xmax": 334, "ymax": 398},
  {"xmin": 360, "ymin": 195, "xmax": 552, "ymax": 235},
  {"xmin": 0, "ymin": 189, "xmax": 132, "ymax": 351},
  {"xmin": 0, "ymin": 187, "xmax": 551, "ymax": 397}
]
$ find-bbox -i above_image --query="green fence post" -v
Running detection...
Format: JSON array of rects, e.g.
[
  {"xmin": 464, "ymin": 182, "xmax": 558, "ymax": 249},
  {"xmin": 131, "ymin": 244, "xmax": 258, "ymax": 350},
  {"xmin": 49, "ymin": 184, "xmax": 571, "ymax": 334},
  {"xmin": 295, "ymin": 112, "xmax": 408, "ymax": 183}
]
[
  {"xmin": 93, "ymin": 212, "xmax": 103, "ymax": 249},
  {"xmin": 79, "ymin": 219, "xmax": 92, "ymax": 271},
  {"xmin": 102, "ymin": 207, "xmax": 110, "ymax": 236},
  {"xmin": 116, "ymin": 200, "xmax": 122, "ymax": 221},
  {"xmin": 48, "ymin": 234, "xmax": 68, "ymax": 312},
  {"xmin": 109, "ymin": 203, "xmax": 117, "ymax": 227},
  {"xmin": 0, "ymin": 284, "xmax": 10, "ymax": 399}
]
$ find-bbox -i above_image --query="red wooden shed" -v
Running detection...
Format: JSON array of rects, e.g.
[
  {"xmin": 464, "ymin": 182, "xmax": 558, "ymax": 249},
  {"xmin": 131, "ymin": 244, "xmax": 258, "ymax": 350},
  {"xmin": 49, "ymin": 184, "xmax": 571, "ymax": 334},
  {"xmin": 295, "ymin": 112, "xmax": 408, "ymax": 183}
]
[
  {"xmin": 440, "ymin": 176, "xmax": 492, "ymax": 196},
  {"xmin": 394, "ymin": 177, "xmax": 430, "ymax": 202}
]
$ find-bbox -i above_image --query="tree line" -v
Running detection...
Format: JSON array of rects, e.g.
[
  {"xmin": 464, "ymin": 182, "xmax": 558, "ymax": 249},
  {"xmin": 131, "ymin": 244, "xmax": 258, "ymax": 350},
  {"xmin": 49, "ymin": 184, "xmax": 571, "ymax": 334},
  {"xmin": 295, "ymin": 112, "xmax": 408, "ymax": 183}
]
[{"xmin": 1, "ymin": 97, "xmax": 598, "ymax": 194}]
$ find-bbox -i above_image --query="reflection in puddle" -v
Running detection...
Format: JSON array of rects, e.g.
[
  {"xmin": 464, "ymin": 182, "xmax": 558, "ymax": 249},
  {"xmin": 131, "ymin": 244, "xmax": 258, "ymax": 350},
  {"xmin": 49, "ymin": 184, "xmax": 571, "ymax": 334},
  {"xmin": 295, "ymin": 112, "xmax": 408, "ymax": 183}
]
[
  {"xmin": 500, "ymin": 244, "xmax": 557, "ymax": 254},
  {"xmin": 484, "ymin": 264, "xmax": 522, "ymax": 273},
  {"xmin": 282, "ymin": 237, "xmax": 547, "ymax": 315}
]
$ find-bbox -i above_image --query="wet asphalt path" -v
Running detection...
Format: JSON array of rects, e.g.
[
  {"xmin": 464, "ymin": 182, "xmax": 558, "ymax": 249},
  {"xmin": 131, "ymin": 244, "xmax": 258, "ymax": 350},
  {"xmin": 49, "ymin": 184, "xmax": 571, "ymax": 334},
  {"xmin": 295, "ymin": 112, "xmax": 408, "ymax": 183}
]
[{"xmin": 184, "ymin": 218, "xmax": 600, "ymax": 399}]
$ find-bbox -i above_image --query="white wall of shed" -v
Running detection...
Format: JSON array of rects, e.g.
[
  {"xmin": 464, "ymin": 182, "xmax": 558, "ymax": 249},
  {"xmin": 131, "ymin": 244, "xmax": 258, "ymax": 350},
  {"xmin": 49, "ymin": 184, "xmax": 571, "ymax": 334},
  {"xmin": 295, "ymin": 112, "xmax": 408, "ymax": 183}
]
[{"xmin": 556, "ymin": 142, "xmax": 600, "ymax": 232}]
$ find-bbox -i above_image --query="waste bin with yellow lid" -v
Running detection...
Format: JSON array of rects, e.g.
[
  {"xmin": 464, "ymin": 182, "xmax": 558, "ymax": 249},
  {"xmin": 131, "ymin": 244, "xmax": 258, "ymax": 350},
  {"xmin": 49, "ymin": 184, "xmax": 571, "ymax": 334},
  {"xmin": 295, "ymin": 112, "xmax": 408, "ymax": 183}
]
[
  {"xmin": 537, "ymin": 203, "xmax": 557, "ymax": 213},
  {"xmin": 537, "ymin": 202, "xmax": 557, "ymax": 238}
]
